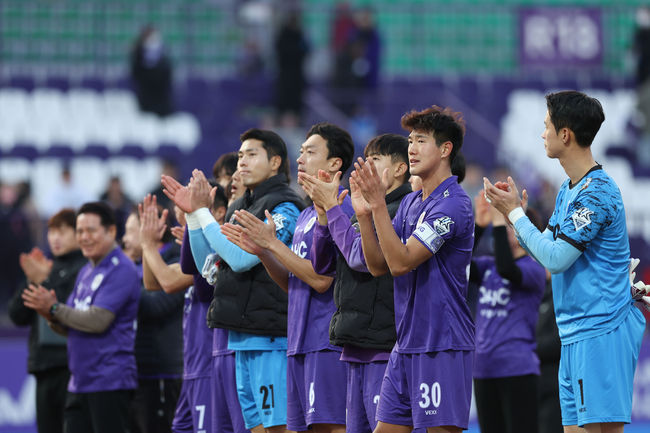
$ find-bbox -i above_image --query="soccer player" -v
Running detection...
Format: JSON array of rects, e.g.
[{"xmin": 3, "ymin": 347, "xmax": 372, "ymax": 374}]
[
  {"xmin": 163, "ymin": 128, "xmax": 304, "ymax": 433},
  {"xmin": 484, "ymin": 90, "xmax": 646, "ymax": 433},
  {"xmin": 222, "ymin": 122, "xmax": 355, "ymax": 433},
  {"xmin": 470, "ymin": 192, "xmax": 546, "ymax": 433},
  {"xmin": 22, "ymin": 202, "xmax": 141, "ymax": 433},
  {"xmin": 300, "ymin": 133, "xmax": 412, "ymax": 433},
  {"xmin": 351, "ymin": 106, "xmax": 475, "ymax": 433}
]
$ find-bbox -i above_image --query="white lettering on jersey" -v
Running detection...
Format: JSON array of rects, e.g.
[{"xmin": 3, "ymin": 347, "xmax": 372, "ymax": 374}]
[
  {"xmin": 571, "ymin": 207, "xmax": 594, "ymax": 231},
  {"xmin": 479, "ymin": 286, "xmax": 511, "ymax": 307},
  {"xmin": 291, "ymin": 241, "xmax": 308, "ymax": 258}
]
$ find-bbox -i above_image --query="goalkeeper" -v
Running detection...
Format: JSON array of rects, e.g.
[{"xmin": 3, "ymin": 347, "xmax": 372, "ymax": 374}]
[{"xmin": 484, "ymin": 90, "xmax": 646, "ymax": 433}]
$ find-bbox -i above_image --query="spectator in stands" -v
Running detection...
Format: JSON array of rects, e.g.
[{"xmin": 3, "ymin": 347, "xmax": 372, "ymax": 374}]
[
  {"xmin": 212, "ymin": 151, "xmax": 239, "ymax": 189},
  {"xmin": 130, "ymin": 25, "xmax": 174, "ymax": 117},
  {"xmin": 274, "ymin": 11, "xmax": 310, "ymax": 126},
  {"xmin": 44, "ymin": 166, "xmax": 93, "ymax": 218},
  {"xmin": 122, "ymin": 202, "xmax": 185, "ymax": 433},
  {"xmin": 8, "ymin": 209, "xmax": 86, "ymax": 433},
  {"xmin": 21, "ymin": 202, "xmax": 140, "ymax": 433},
  {"xmin": 634, "ymin": 6, "xmax": 650, "ymax": 166},
  {"xmin": 101, "ymin": 176, "xmax": 134, "ymax": 241}
]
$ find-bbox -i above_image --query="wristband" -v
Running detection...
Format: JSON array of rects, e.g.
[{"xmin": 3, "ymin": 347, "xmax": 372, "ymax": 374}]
[{"xmin": 508, "ymin": 207, "xmax": 526, "ymax": 225}]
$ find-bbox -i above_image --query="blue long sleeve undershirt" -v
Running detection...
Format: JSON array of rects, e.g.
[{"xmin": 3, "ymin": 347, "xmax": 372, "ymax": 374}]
[{"xmin": 513, "ymin": 216, "xmax": 582, "ymax": 274}]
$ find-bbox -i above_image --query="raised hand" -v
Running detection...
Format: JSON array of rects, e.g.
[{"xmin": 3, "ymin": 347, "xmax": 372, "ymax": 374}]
[
  {"xmin": 221, "ymin": 223, "xmax": 264, "ymax": 256},
  {"xmin": 351, "ymin": 157, "xmax": 387, "ymax": 209},
  {"xmin": 22, "ymin": 283, "xmax": 57, "ymax": 317},
  {"xmin": 161, "ymin": 175, "xmax": 192, "ymax": 213},
  {"xmin": 139, "ymin": 194, "xmax": 168, "ymax": 247},
  {"xmin": 483, "ymin": 176, "xmax": 523, "ymax": 217},
  {"xmin": 189, "ymin": 169, "xmax": 215, "ymax": 212},
  {"xmin": 170, "ymin": 226, "xmax": 185, "ymax": 246},
  {"xmin": 474, "ymin": 190, "xmax": 491, "ymax": 228},
  {"xmin": 20, "ymin": 247, "xmax": 53, "ymax": 284},
  {"xmin": 298, "ymin": 170, "xmax": 348, "ymax": 212},
  {"xmin": 349, "ymin": 176, "xmax": 371, "ymax": 217},
  {"xmin": 232, "ymin": 209, "xmax": 277, "ymax": 250}
]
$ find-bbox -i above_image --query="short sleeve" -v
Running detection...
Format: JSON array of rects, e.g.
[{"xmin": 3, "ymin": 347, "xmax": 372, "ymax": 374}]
[
  {"xmin": 413, "ymin": 208, "xmax": 458, "ymax": 254},
  {"xmin": 93, "ymin": 265, "xmax": 138, "ymax": 314},
  {"xmin": 265, "ymin": 202, "xmax": 301, "ymax": 248},
  {"xmin": 556, "ymin": 187, "xmax": 613, "ymax": 252}
]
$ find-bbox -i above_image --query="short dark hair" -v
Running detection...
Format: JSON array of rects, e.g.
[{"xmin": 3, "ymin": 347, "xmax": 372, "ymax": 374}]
[
  {"xmin": 545, "ymin": 90, "xmax": 605, "ymax": 148},
  {"xmin": 450, "ymin": 151, "xmax": 466, "ymax": 183},
  {"xmin": 240, "ymin": 128, "xmax": 291, "ymax": 181},
  {"xmin": 212, "ymin": 152, "xmax": 238, "ymax": 179},
  {"xmin": 48, "ymin": 208, "xmax": 77, "ymax": 229},
  {"xmin": 400, "ymin": 106, "xmax": 465, "ymax": 164},
  {"xmin": 306, "ymin": 122, "xmax": 354, "ymax": 174},
  {"xmin": 364, "ymin": 133, "xmax": 410, "ymax": 180},
  {"xmin": 209, "ymin": 181, "xmax": 228, "ymax": 211},
  {"xmin": 77, "ymin": 201, "xmax": 116, "ymax": 228}
]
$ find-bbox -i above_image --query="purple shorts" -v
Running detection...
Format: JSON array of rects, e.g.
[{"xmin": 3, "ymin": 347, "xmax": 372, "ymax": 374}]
[
  {"xmin": 172, "ymin": 376, "xmax": 212, "ymax": 433},
  {"xmin": 345, "ymin": 360, "xmax": 387, "ymax": 433},
  {"xmin": 286, "ymin": 350, "xmax": 347, "ymax": 431},
  {"xmin": 211, "ymin": 354, "xmax": 247, "ymax": 433},
  {"xmin": 376, "ymin": 350, "xmax": 473, "ymax": 430}
]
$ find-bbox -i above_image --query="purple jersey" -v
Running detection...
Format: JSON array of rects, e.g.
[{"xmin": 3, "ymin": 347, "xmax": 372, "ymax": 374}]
[
  {"xmin": 66, "ymin": 247, "xmax": 140, "ymax": 393},
  {"xmin": 473, "ymin": 255, "xmax": 545, "ymax": 378},
  {"xmin": 287, "ymin": 197, "xmax": 353, "ymax": 355},
  {"xmin": 182, "ymin": 283, "xmax": 213, "ymax": 379},
  {"xmin": 180, "ymin": 226, "xmax": 219, "ymax": 377},
  {"xmin": 391, "ymin": 176, "xmax": 474, "ymax": 353},
  {"xmin": 213, "ymin": 327, "xmax": 232, "ymax": 357}
]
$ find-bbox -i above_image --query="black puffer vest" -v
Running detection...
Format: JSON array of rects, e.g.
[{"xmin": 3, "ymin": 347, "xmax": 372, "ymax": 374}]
[
  {"xmin": 207, "ymin": 174, "xmax": 306, "ymax": 335},
  {"xmin": 329, "ymin": 183, "xmax": 411, "ymax": 349}
]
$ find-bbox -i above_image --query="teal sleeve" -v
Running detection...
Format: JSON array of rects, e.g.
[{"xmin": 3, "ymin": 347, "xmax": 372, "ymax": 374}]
[
  {"xmin": 188, "ymin": 228, "xmax": 213, "ymax": 271},
  {"xmin": 514, "ymin": 217, "xmax": 582, "ymax": 274}
]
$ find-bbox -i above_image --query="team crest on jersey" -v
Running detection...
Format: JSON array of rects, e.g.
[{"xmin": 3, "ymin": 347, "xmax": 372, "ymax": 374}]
[
  {"xmin": 303, "ymin": 216, "xmax": 317, "ymax": 233},
  {"xmin": 417, "ymin": 211, "xmax": 426, "ymax": 228},
  {"xmin": 272, "ymin": 213, "xmax": 286, "ymax": 230},
  {"xmin": 90, "ymin": 274, "xmax": 104, "ymax": 291},
  {"xmin": 433, "ymin": 216, "xmax": 454, "ymax": 235},
  {"xmin": 571, "ymin": 207, "xmax": 594, "ymax": 231},
  {"xmin": 443, "ymin": 189, "xmax": 450, "ymax": 198}
]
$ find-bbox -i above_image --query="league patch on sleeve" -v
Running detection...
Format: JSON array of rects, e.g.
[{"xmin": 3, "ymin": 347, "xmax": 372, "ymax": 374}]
[
  {"xmin": 272, "ymin": 213, "xmax": 287, "ymax": 230},
  {"xmin": 571, "ymin": 207, "xmax": 594, "ymax": 231},
  {"xmin": 414, "ymin": 221, "xmax": 445, "ymax": 253},
  {"xmin": 433, "ymin": 216, "xmax": 454, "ymax": 235}
]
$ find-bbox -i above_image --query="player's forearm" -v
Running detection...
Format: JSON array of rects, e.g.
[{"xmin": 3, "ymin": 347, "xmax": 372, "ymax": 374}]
[
  {"xmin": 142, "ymin": 246, "xmax": 193, "ymax": 293},
  {"xmin": 372, "ymin": 202, "xmax": 412, "ymax": 276},
  {"xmin": 311, "ymin": 223, "xmax": 337, "ymax": 276},
  {"xmin": 512, "ymin": 212, "xmax": 581, "ymax": 274},
  {"xmin": 52, "ymin": 304, "xmax": 115, "ymax": 333},
  {"xmin": 327, "ymin": 206, "xmax": 369, "ymax": 273},
  {"xmin": 257, "ymin": 248, "xmax": 290, "ymax": 292},
  {"xmin": 141, "ymin": 253, "xmax": 163, "ymax": 292},
  {"xmin": 268, "ymin": 238, "xmax": 333, "ymax": 293},
  {"xmin": 357, "ymin": 212, "xmax": 389, "ymax": 276}
]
